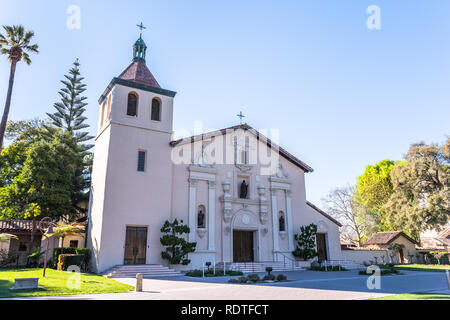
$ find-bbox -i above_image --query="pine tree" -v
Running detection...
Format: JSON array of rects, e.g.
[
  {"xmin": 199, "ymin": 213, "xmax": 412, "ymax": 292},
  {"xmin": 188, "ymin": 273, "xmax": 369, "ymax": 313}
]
[
  {"xmin": 46, "ymin": 60, "xmax": 93, "ymax": 219},
  {"xmin": 47, "ymin": 59, "xmax": 94, "ymax": 151}
]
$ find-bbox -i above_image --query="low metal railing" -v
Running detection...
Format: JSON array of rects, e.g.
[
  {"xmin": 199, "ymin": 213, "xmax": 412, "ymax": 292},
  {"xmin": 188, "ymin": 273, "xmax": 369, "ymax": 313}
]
[{"xmin": 274, "ymin": 252, "xmax": 297, "ymax": 271}]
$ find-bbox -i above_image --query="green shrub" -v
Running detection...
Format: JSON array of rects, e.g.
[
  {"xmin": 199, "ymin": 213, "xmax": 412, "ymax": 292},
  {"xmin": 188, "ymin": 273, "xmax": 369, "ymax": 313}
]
[
  {"xmin": 26, "ymin": 248, "xmax": 44, "ymax": 268},
  {"xmin": 228, "ymin": 278, "xmax": 240, "ymax": 284},
  {"xmin": 57, "ymin": 254, "xmax": 83, "ymax": 271},
  {"xmin": 293, "ymin": 224, "xmax": 318, "ymax": 260},
  {"xmin": 276, "ymin": 274, "xmax": 287, "ymax": 281},
  {"xmin": 185, "ymin": 269, "xmax": 244, "ymax": 277},
  {"xmin": 238, "ymin": 276, "xmax": 248, "ymax": 283},
  {"xmin": 160, "ymin": 219, "xmax": 196, "ymax": 265},
  {"xmin": 359, "ymin": 267, "xmax": 401, "ymax": 276},
  {"xmin": 51, "ymin": 247, "xmax": 90, "ymax": 271},
  {"xmin": 263, "ymin": 274, "xmax": 276, "ymax": 281},
  {"xmin": 310, "ymin": 265, "xmax": 347, "ymax": 272},
  {"xmin": 0, "ymin": 249, "xmax": 19, "ymax": 267},
  {"xmin": 247, "ymin": 274, "xmax": 260, "ymax": 283},
  {"xmin": 185, "ymin": 269, "xmax": 203, "ymax": 277}
]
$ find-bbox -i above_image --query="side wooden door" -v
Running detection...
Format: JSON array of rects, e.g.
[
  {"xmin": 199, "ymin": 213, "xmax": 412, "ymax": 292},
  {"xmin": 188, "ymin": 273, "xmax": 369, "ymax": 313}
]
[
  {"xmin": 124, "ymin": 227, "xmax": 148, "ymax": 265},
  {"xmin": 316, "ymin": 233, "xmax": 328, "ymax": 262}
]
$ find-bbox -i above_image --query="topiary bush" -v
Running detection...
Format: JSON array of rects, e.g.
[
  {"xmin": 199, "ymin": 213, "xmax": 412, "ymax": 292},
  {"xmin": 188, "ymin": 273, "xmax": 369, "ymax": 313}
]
[
  {"xmin": 160, "ymin": 219, "xmax": 196, "ymax": 265},
  {"xmin": 57, "ymin": 254, "xmax": 83, "ymax": 271},
  {"xmin": 51, "ymin": 247, "xmax": 90, "ymax": 271},
  {"xmin": 293, "ymin": 224, "xmax": 318, "ymax": 261}
]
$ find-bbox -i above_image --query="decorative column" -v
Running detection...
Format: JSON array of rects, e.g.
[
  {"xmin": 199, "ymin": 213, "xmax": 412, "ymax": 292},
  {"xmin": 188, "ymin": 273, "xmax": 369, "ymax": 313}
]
[
  {"xmin": 208, "ymin": 181, "xmax": 216, "ymax": 251},
  {"xmin": 221, "ymin": 179, "xmax": 232, "ymax": 262},
  {"xmin": 258, "ymin": 184, "xmax": 268, "ymax": 224},
  {"xmin": 285, "ymin": 190, "xmax": 294, "ymax": 252},
  {"xmin": 271, "ymin": 189, "xmax": 279, "ymax": 255},
  {"xmin": 221, "ymin": 180, "xmax": 233, "ymax": 222},
  {"xmin": 188, "ymin": 179, "xmax": 197, "ymax": 242}
]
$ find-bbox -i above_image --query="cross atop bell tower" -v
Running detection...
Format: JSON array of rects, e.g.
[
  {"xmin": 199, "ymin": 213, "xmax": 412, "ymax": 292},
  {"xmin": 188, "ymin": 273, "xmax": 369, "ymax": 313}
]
[
  {"xmin": 137, "ymin": 22, "xmax": 146, "ymax": 37},
  {"xmin": 133, "ymin": 22, "xmax": 147, "ymax": 63}
]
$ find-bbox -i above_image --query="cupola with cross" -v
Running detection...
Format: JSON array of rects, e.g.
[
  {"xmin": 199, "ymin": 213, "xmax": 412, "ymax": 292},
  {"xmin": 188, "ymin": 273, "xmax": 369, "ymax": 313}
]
[{"xmin": 133, "ymin": 23, "xmax": 147, "ymax": 63}]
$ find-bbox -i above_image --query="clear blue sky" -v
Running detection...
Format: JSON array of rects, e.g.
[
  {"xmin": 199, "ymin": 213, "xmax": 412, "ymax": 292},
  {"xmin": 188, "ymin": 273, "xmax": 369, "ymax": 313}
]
[{"xmin": 1, "ymin": 1, "xmax": 449, "ymax": 207}]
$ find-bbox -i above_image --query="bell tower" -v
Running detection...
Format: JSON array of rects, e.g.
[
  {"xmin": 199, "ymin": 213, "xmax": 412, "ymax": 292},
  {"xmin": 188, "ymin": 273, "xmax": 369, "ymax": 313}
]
[{"xmin": 88, "ymin": 25, "xmax": 177, "ymax": 273}]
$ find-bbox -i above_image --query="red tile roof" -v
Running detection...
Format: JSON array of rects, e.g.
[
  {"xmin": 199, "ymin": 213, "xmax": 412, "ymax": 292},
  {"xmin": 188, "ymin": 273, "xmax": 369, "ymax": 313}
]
[
  {"xmin": 0, "ymin": 220, "xmax": 43, "ymax": 232},
  {"xmin": 118, "ymin": 61, "xmax": 160, "ymax": 88},
  {"xmin": 0, "ymin": 220, "xmax": 87, "ymax": 233},
  {"xmin": 364, "ymin": 231, "xmax": 418, "ymax": 246},
  {"xmin": 306, "ymin": 201, "xmax": 343, "ymax": 227}
]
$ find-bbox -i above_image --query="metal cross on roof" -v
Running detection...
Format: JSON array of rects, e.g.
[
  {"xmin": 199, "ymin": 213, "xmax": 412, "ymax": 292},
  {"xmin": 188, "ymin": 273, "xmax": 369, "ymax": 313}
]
[
  {"xmin": 137, "ymin": 22, "xmax": 146, "ymax": 36},
  {"xmin": 237, "ymin": 111, "xmax": 246, "ymax": 124}
]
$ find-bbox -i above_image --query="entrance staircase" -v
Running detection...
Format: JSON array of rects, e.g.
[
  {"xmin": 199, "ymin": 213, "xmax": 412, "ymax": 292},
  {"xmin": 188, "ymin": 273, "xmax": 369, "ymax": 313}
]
[
  {"xmin": 216, "ymin": 261, "xmax": 307, "ymax": 273},
  {"xmin": 105, "ymin": 264, "xmax": 182, "ymax": 278}
]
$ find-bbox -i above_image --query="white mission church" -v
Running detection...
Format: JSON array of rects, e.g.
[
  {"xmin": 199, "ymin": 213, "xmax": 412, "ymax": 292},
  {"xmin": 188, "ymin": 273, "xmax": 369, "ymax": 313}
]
[{"xmin": 87, "ymin": 32, "xmax": 343, "ymax": 273}]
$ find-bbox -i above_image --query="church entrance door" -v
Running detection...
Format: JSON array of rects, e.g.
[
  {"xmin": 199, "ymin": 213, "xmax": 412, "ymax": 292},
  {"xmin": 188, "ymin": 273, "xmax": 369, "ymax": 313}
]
[
  {"xmin": 233, "ymin": 230, "xmax": 254, "ymax": 262},
  {"xmin": 316, "ymin": 233, "xmax": 328, "ymax": 262},
  {"xmin": 124, "ymin": 226, "xmax": 148, "ymax": 265}
]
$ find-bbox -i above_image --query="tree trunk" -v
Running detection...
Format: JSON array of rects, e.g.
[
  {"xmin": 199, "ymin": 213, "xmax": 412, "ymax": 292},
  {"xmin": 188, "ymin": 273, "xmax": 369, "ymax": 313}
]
[
  {"xmin": 29, "ymin": 215, "xmax": 36, "ymax": 252},
  {"xmin": 0, "ymin": 61, "xmax": 17, "ymax": 150}
]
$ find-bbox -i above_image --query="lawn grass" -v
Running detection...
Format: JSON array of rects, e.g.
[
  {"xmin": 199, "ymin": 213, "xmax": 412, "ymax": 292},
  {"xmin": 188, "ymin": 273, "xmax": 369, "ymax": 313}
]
[
  {"xmin": 393, "ymin": 264, "xmax": 450, "ymax": 272},
  {"xmin": 0, "ymin": 268, "xmax": 134, "ymax": 298},
  {"xmin": 370, "ymin": 293, "xmax": 450, "ymax": 300}
]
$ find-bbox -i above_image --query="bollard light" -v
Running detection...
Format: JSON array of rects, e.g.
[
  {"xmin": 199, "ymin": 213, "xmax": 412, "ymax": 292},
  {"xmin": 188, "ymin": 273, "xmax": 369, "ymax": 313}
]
[{"xmin": 266, "ymin": 267, "xmax": 273, "ymax": 276}]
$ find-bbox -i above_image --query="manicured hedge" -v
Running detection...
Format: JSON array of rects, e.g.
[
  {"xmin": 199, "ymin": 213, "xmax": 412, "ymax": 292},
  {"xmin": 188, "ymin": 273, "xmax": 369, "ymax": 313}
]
[
  {"xmin": 185, "ymin": 269, "xmax": 243, "ymax": 277},
  {"xmin": 51, "ymin": 247, "xmax": 90, "ymax": 271},
  {"xmin": 228, "ymin": 273, "xmax": 288, "ymax": 284},
  {"xmin": 422, "ymin": 252, "xmax": 449, "ymax": 265},
  {"xmin": 57, "ymin": 254, "xmax": 84, "ymax": 271},
  {"xmin": 310, "ymin": 265, "xmax": 348, "ymax": 271}
]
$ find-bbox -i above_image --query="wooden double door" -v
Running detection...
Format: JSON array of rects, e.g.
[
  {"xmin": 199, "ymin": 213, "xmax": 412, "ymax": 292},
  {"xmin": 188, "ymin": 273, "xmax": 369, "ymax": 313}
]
[
  {"xmin": 233, "ymin": 230, "xmax": 254, "ymax": 262},
  {"xmin": 124, "ymin": 227, "xmax": 148, "ymax": 265}
]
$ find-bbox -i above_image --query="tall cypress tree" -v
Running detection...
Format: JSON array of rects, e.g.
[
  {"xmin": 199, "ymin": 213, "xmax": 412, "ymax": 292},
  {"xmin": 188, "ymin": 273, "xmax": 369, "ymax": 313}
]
[{"xmin": 47, "ymin": 59, "xmax": 94, "ymax": 151}]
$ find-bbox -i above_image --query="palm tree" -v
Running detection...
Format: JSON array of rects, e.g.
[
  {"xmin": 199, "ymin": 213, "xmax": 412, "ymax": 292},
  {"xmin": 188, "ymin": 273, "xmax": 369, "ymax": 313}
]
[{"xmin": 0, "ymin": 25, "xmax": 39, "ymax": 150}]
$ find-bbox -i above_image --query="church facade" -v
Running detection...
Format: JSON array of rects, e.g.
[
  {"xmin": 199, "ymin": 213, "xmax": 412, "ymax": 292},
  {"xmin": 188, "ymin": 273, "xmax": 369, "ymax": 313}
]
[{"xmin": 88, "ymin": 34, "xmax": 343, "ymax": 273}]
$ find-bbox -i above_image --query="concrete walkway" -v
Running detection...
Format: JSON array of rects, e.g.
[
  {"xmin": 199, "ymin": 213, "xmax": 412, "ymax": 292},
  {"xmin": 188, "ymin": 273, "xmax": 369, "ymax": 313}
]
[{"xmin": 5, "ymin": 270, "xmax": 449, "ymax": 300}]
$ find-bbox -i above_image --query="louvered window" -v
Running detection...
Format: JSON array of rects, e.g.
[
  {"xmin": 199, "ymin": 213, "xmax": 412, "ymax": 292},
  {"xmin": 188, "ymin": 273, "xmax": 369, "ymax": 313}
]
[{"xmin": 137, "ymin": 151, "xmax": 146, "ymax": 172}]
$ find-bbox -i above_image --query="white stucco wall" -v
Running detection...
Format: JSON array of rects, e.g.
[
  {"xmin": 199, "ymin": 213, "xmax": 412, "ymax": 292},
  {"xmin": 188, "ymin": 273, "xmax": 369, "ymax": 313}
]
[
  {"xmin": 341, "ymin": 249, "xmax": 389, "ymax": 265},
  {"xmin": 88, "ymin": 83, "xmax": 175, "ymax": 273}
]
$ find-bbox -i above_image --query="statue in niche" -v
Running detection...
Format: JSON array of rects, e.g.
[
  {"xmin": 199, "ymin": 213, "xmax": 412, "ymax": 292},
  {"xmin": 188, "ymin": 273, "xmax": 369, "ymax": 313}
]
[
  {"xmin": 197, "ymin": 207, "xmax": 205, "ymax": 228},
  {"xmin": 240, "ymin": 180, "xmax": 248, "ymax": 199},
  {"xmin": 279, "ymin": 214, "xmax": 286, "ymax": 232}
]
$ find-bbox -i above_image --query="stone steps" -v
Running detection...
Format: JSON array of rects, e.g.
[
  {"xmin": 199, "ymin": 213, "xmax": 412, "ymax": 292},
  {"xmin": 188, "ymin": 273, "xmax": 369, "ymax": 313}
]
[{"xmin": 105, "ymin": 264, "xmax": 182, "ymax": 278}]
